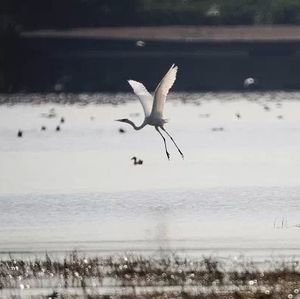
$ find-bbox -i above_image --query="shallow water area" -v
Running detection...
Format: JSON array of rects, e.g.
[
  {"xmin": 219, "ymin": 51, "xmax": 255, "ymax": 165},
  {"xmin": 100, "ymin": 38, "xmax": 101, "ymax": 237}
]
[{"xmin": 0, "ymin": 92, "xmax": 300, "ymax": 257}]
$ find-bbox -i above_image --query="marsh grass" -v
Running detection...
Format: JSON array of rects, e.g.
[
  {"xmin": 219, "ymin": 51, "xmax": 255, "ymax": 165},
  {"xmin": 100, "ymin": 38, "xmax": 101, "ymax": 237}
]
[{"xmin": 0, "ymin": 252, "xmax": 299, "ymax": 298}]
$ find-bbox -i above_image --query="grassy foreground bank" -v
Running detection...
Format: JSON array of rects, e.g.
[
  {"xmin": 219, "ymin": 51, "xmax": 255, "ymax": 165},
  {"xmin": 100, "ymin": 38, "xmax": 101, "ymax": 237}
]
[{"xmin": 0, "ymin": 252, "xmax": 299, "ymax": 298}]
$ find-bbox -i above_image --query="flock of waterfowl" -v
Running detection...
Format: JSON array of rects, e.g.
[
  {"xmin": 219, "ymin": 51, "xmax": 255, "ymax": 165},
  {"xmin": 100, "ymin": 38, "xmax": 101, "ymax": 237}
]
[
  {"xmin": 17, "ymin": 79, "xmax": 283, "ymax": 166},
  {"xmin": 15, "ymin": 107, "xmax": 146, "ymax": 166},
  {"xmin": 14, "ymin": 91, "xmax": 286, "ymax": 167},
  {"xmin": 17, "ymin": 109, "xmax": 65, "ymax": 137}
]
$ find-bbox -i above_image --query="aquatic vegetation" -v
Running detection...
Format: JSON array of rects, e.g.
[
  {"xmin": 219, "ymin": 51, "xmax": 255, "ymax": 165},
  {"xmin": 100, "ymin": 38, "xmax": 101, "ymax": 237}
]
[{"xmin": 0, "ymin": 252, "xmax": 299, "ymax": 298}]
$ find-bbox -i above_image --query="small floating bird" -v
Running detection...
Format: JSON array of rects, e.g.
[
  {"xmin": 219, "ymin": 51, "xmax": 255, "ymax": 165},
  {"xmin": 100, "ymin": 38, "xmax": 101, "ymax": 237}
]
[
  {"xmin": 211, "ymin": 127, "xmax": 224, "ymax": 132},
  {"xmin": 116, "ymin": 64, "xmax": 184, "ymax": 160},
  {"xmin": 199, "ymin": 113, "xmax": 210, "ymax": 118},
  {"xmin": 131, "ymin": 157, "xmax": 143, "ymax": 165},
  {"xmin": 243, "ymin": 77, "xmax": 256, "ymax": 89},
  {"xmin": 41, "ymin": 108, "xmax": 57, "ymax": 118},
  {"xmin": 136, "ymin": 40, "xmax": 146, "ymax": 47},
  {"xmin": 17, "ymin": 130, "xmax": 23, "ymax": 137},
  {"xmin": 41, "ymin": 126, "xmax": 47, "ymax": 131},
  {"xmin": 235, "ymin": 113, "xmax": 241, "ymax": 119},
  {"xmin": 60, "ymin": 117, "xmax": 65, "ymax": 123},
  {"xmin": 55, "ymin": 125, "xmax": 60, "ymax": 131}
]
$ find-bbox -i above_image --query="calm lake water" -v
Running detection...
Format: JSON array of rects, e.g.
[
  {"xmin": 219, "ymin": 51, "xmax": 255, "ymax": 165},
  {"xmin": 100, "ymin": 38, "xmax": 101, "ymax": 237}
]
[{"xmin": 0, "ymin": 92, "xmax": 300, "ymax": 257}]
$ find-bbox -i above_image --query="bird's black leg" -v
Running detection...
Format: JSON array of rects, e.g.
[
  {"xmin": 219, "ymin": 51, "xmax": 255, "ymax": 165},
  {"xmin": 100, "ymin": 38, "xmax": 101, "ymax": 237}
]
[
  {"xmin": 155, "ymin": 126, "xmax": 170, "ymax": 160},
  {"xmin": 161, "ymin": 127, "xmax": 184, "ymax": 159}
]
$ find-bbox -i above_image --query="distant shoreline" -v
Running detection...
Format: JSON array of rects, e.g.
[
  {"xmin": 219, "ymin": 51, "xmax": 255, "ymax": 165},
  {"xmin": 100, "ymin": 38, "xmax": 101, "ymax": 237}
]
[
  {"xmin": 2, "ymin": 25, "xmax": 300, "ymax": 92},
  {"xmin": 21, "ymin": 25, "xmax": 300, "ymax": 42}
]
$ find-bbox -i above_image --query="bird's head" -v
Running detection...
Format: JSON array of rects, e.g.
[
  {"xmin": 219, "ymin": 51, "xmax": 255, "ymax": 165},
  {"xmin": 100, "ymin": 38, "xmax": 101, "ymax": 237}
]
[
  {"xmin": 115, "ymin": 118, "xmax": 132, "ymax": 125},
  {"xmin": 115, "ymin": 118, "xmax": 142, "ymax": 130},
  {"xmin": 131, "ymin": 156, "xmax": 137, "ymax": 161}
]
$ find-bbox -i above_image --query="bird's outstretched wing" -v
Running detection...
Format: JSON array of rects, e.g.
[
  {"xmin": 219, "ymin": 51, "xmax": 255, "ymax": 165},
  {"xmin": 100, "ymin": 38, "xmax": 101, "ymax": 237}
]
[
  {"xmin": 127, "ymin": 80, "xmax": 153, "ymax": 117},
  {"xmin": 151, "ymin": 64, "xmax": 178, "ymax": 119}
]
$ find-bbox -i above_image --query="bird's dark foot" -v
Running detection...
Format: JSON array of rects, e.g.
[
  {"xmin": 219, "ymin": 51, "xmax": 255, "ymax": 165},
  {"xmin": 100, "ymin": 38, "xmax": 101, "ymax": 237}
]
[
  {"xmin": 166, "ymin": 152, "xmax": 170, "ymax": 160},
  {"xmin": 178, "ymin": 149, "xmax": 184, "ymax": 159}
]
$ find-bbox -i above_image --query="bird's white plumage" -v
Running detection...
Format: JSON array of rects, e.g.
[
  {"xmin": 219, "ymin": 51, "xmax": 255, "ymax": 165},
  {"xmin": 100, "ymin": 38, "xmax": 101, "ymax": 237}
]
[
  {"xmin": 120, "ymin": 64, "xmax": 183, "ymax": 159},
  {"xmin": 127, "ymin": 80, "xmax": 153, "ymax": 117},
  {"xmin": 151, "ymin": 64, "xmax": 178, "ymax": 119}
]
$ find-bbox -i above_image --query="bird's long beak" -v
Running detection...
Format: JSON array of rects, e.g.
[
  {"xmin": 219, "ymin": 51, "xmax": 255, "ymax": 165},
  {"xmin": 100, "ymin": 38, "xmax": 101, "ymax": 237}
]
[{"xmin": 115, "ymin": 119, "xmax": 122, "ymax": 122}]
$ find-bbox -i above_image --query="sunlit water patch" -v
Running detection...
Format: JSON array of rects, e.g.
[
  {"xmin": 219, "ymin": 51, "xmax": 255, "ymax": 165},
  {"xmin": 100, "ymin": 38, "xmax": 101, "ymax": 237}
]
[
  {"xmin": 0, "ymin": 92, "xmax": 300, "ymax": 255},
  {"xmin": 0, "ymin": 187, "xmax": 299, "ymax": 255}
]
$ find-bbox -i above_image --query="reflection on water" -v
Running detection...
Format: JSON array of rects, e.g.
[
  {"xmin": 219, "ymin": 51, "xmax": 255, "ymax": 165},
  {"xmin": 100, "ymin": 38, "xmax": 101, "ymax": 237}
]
[{"xmin": 0, "ymin": 92, "xmax": 300, "ymax": 255}]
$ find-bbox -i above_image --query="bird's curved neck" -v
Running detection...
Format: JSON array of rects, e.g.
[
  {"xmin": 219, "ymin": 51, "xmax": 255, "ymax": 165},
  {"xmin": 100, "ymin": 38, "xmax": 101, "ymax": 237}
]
[{"xmin": 127, "ymin": 119, "xmax": 146, "ymax": 130}]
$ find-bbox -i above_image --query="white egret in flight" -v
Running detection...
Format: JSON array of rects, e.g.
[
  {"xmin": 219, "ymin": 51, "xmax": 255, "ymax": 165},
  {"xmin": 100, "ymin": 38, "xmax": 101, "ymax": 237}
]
[{"xmin": 116, "ymin": 64, "xmax": 184, "ymax": 160}]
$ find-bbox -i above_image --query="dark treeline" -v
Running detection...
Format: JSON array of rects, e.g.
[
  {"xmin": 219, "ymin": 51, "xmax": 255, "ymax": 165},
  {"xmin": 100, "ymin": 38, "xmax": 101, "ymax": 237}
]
[
  {"xmin": 4, "ymin": 37, "xmax": 300, "ymax": 92},
  {"xmin": 2, "ymin": 0, "xmax": 300, "ymax": 92},
  {"xmin": 2, "ymin": 0, "xmax": 300, "ymax": 33}
]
